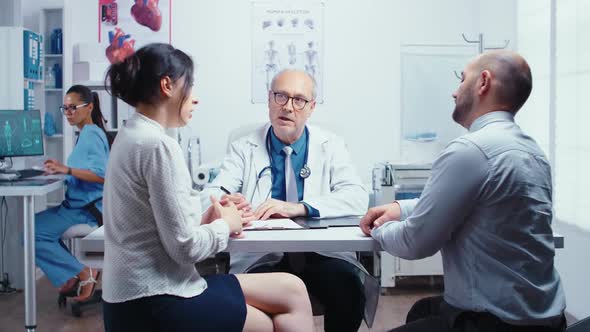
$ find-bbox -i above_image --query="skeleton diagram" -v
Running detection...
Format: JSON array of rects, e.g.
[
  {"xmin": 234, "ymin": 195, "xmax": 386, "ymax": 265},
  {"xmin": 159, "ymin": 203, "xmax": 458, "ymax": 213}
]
[{"xmin": 264, "ymin": 40, "xmax": 281, "ymax": 91}]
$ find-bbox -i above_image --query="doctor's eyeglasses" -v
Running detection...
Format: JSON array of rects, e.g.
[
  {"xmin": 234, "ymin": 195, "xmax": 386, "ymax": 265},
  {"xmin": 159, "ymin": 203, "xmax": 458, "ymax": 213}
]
[
  {"xmin": 59, "ymin": 103, "xmax": 89, "ymax": 114},
  {"xmin": 272, "ymin": 91, "xmax": 311, "ymax": 110}
]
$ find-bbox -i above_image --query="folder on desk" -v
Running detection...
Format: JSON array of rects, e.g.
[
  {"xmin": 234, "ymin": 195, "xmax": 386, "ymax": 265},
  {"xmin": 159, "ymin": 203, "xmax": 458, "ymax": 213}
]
[
  {"xmin": 243, "ymin": 218, "xmax": 304, "ymax": 231},
  {"xmin": 297, "ymin": 216, "xmax": 363, "ymax": 229}
]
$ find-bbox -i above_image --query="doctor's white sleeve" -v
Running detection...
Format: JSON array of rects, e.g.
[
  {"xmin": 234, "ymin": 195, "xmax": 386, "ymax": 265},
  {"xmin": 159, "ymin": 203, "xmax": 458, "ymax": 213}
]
[
  {"xmin": 200, "ymin": 140, "xmax": 247, "ymax": 210},
  {"xmin": 303, "ymin": 137, "xmax": 369, "ymax": 218}
]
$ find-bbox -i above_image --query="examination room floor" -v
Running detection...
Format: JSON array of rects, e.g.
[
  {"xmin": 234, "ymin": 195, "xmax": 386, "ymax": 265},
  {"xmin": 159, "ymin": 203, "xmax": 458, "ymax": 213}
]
[{"xmin": 0, "ymin": 276, "xmax": 441, "ymax": 331}]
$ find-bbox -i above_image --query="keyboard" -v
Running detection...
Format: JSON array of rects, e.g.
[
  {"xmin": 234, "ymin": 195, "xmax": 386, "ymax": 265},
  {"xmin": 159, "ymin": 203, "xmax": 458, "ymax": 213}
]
[{"xmin": 17, "ymin": 169, "xmax": 46, "ymax": 179}]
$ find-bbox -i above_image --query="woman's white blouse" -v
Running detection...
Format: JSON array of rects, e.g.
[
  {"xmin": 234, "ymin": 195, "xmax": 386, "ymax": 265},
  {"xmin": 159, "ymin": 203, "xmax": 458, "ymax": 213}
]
[{"xmin": 102, "ymin": 113, "xmax": 229, "ymax": 303}]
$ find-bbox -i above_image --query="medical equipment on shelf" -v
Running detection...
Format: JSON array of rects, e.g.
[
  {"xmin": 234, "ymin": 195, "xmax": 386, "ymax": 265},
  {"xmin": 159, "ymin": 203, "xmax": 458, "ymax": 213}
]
[
  {"xmin": 23, "ymin": 30, "xmax": 43, "ymax": 81},
  {"xmin": 372, "ymin": 162, "xmax": 444, "ymax": 288},
  {"xmin": 187, "ymin": 136, "xmax": 220, "ymax": 190},
  {"xmin": 372, "ymin": 162, "xmax": 431, "ymax": 205}
]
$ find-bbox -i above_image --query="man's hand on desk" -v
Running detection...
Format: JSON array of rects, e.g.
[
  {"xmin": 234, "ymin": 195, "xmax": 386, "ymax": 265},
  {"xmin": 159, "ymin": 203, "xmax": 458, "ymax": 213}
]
[
  {"xmin": 360, "ymin": 202, "xmax": 402, "ymax": 236},
  {"xmin": 254, "ymin": 199, "xmax": 307, "ymax": 220}
]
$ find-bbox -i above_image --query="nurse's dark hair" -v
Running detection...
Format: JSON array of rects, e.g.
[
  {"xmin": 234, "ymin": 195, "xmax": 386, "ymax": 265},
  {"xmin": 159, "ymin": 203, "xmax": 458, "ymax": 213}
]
[
  {"xmin": 66, "ymin": 84, "xmax": 112, "ymax": 147},
  {"xmin": 105, "ymin": 43, "xmax": 194, "ymax": 115}
]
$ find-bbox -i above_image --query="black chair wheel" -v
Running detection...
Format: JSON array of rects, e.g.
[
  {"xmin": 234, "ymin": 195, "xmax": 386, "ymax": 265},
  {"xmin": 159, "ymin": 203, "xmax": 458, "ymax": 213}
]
[
  {"xmin": 57, "ymin": 294, "xmax": 67, "ymax": 308},
  {"xmin": 71, "ymin": 303, "xmax": 82, "ymax": 317}
]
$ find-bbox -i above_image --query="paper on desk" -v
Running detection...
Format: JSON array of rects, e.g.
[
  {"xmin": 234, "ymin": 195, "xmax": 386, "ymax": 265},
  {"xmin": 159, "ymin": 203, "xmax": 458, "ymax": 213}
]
[{"xmin": 243, "ymin": 218, "xmax": 303, "ymax": 230}]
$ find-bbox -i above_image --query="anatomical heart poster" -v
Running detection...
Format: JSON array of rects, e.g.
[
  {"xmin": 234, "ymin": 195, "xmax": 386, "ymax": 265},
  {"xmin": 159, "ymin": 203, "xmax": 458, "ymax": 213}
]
[{"xmin": 99, "ymin": 0, "xmax": 171, "ymax": 64}]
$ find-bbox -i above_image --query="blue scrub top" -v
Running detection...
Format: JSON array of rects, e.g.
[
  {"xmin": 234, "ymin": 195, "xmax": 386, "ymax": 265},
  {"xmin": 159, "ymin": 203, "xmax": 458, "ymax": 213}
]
[{"xmin": 64, "ymin": 124, "xmax": 109, "ymax": 211}]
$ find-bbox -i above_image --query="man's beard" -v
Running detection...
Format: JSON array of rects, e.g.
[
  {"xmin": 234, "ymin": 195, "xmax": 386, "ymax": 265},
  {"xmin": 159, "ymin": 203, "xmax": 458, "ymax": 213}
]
[{"xmin": 452, "ymin": 88, "xmax": 474, "ymax": 125}]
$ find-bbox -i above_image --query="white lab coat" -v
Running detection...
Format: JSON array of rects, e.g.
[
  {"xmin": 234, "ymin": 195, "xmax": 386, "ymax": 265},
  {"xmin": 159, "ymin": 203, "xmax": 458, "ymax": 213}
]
[
  {"xmin": 201, "ymin": 123, "xmax": 370, "ymax": 269},
  {"xmin": 201, "ymin": 123, "xmax": 378, "ymax": 325}
]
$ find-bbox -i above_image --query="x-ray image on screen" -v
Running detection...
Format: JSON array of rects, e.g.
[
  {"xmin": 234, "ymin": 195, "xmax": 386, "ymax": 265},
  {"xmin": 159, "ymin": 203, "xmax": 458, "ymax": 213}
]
[{"xmin": 0, "ymin": 110, "xmax": 44, "ymax": 158}]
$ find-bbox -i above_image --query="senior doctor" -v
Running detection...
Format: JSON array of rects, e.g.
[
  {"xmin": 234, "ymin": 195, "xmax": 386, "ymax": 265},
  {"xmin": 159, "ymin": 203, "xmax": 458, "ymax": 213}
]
[{"xmin": 202, "ymin": 69, "xmax": 371, "ymax": 332}]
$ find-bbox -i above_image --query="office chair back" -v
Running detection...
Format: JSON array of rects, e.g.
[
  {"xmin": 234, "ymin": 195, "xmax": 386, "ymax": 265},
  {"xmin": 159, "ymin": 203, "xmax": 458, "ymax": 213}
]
[{"xmin": 226, "ymin": 123, "xmax": 265, "ymax": 153}]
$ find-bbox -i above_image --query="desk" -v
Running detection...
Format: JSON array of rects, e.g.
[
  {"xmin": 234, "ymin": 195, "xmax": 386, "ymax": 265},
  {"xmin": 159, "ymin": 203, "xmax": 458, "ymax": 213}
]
[
  {"xmin": 79, "ymin": 225, "xmax": 564, "ymax": 268},
  {"xmin": 0, "ymin": 177, "xmax": 64, "ymax": 332},
  {"xmin": 80, "ymin": 226, "xmax": 378, "ymax": 268}
]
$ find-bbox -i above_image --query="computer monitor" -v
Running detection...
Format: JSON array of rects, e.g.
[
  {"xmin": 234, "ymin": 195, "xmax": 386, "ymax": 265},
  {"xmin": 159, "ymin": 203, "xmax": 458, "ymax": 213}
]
[{"xmin": 0, "ymin": 110, "xmax": 44, "ymax": 159}]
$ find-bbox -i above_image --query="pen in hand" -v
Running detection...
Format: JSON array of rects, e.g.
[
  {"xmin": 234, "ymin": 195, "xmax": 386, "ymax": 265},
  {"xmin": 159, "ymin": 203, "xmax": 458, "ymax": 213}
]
[{"xmin": 220, "ymin": 186, "xmax": 231, "ymax": 195}]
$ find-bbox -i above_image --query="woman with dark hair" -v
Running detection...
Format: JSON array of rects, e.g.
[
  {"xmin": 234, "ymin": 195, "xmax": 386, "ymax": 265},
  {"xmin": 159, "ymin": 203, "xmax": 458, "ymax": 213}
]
[
  {"xmin": 35, "ymin": 84, "xmax": 110, "ymax": 302},
  {"xmin": 102, "ymin": 43, "xmax": 313, "ymax": 332}
]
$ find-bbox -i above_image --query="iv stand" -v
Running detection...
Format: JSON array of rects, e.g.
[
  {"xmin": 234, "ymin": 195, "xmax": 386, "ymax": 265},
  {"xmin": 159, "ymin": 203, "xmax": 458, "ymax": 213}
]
[{"xmin": 453, "ymin": 33, "xmax": 511, "ymax": 79}]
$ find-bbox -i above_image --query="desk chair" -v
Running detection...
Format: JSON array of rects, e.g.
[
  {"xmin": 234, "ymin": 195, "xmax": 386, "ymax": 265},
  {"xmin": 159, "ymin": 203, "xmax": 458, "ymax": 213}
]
[
  {"xmin": 61, "ymin": 224, "xmax": 98, "ymax": 258},
  {"xmin": 226, "ymin": 123, "xmax": 265, "ymax": 153},
  {"xmin": 58, "ymin": 223, "xmax": 101, "ymax": 317},
  {"xmin": 566, "ymin": 316, "xmax": 590, "ymax": 332}
]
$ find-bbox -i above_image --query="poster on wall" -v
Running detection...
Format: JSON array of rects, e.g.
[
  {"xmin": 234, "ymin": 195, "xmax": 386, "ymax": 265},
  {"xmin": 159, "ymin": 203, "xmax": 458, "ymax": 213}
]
[
  {"xmin": 98, "ymin": 0, "xmax": 171, "ymax": 64},
  {"xmin": 251, "ymin": 2, "xmax": 324, "ymax": 103}
]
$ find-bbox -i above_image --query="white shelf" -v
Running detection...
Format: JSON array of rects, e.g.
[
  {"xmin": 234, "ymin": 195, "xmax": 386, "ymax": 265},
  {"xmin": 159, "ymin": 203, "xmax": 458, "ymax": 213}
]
[
  {"xmin": 45, "ymin": 88, "xmax": 62, "ymax": 92},
  {"xmin": 75, "ymin": 80, "xmax": 108, "ymax": 88},
  {"xmin": 44, "ymin": 54, "xmax": 62, "ymax": 58},
  {"xmin": 24, "ymin": 78, "xmax": 44, "ymax": 84},
  {"xmin": 45, "ymin": 134, "xmax": 63, "ymax": 138}
]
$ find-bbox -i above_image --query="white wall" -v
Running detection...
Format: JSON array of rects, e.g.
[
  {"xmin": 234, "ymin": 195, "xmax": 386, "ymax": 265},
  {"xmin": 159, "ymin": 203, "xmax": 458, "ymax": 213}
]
[
  {"xmin": 0, "ymin": 0, "xmax": 22, "ymax": 26},
  {"xmin": 63, "ymin": 0, "xmax": 516, "ymax": 185},
  {"xmin": 517, "ymin": 0, "xmax": 590, "ymax": 321},
  {"xmin": 554, "ymin": 221, "xmax": 590, "ymax": 321},
  {"xmin": 515, "ymin": 0, "xmax": 551, "ymax": 156},
  {"xmin": 21, "ymin": 0, "xmax": 63, "ymax": 31}
]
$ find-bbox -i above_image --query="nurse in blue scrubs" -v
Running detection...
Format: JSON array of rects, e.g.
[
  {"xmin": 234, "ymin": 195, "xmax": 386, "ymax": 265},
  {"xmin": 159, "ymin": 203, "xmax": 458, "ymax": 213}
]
[{"xmin": 35, "ymin": 84, "xmax": 110, "ymax": 302}]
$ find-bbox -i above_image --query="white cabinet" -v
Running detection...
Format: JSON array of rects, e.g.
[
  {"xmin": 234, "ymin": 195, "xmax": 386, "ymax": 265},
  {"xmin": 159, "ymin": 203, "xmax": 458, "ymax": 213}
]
[
  {"xmin": 372, "ymin": 162, "xmax": 444, "ymax": 288},
  {"xmin": 40, "ymin": 7, "xmax": 67, "ymax": 205},
  {"xmin": 379, "ymin": 252, "xmax": 443, "ymax": 287}
]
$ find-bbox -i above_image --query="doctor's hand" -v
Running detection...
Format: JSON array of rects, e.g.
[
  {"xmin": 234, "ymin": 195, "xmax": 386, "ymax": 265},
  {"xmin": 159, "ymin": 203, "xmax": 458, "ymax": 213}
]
[
  {"xmin": 44, "ymin": 159, "xmax": 68, "ymax": 175},
  {"xmin": 359, "ymin": 202, "xmax": 402, "ymax": 236},
  {"xmin": 254, "ymin": 199, "xmax": 307, "ymax": 220},
  {"xmin": 210, "ymin": 196, "xmax": 246, "ymax": 238}
]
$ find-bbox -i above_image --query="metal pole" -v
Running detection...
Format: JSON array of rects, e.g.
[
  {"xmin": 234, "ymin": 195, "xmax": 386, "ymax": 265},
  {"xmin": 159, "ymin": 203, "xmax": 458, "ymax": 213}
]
[
  {"xmin": 23, "ymin": 195, "xmax": 36, "ymax": 331},
  {"xmin": 549, "ymin": 0, "xmax": 557, "ymax": 182},
  {"xmin": 478, "ymin": 33, "xmax": 484, "ymax": 54}
]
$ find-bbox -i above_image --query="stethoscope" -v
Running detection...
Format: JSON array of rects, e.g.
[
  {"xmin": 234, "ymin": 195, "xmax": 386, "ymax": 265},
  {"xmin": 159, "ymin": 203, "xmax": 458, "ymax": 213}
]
[{"xmin": 250, "ymin": 126, "xmax": 311, "ymax": 202}]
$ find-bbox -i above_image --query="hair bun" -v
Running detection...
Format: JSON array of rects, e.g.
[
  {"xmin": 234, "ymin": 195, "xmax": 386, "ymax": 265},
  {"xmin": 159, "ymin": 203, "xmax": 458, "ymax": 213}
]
[
  {"xmin": 106, "ymin": 53, "xmax": 141, "ymax": 106},
  {"xmin": 104, "ymin": 43, "xmax": 194, "ymax": 108}
]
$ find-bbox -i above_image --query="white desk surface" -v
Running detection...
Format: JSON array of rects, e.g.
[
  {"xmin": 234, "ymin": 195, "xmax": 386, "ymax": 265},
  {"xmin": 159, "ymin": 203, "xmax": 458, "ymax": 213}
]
[
  {"xmin": 80, "ymin": 226, "xmax": 379, "ymax": 254},
  {"xmin": 80, "ymin": 226, "xmax": 564, "ymax": 269},
  {"xmin": 81, "ymin": 225, "xmax": 564, "ymax": 255},
  {"xmin": 0, "ymin": 175, "xmax": 64, "ymax": 196}
]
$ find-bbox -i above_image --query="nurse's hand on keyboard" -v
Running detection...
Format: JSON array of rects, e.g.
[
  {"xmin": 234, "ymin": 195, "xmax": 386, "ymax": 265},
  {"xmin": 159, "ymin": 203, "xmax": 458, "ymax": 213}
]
[{"xmin": 44, "ymin": 159, "xmax": 67, "ymax": 175}]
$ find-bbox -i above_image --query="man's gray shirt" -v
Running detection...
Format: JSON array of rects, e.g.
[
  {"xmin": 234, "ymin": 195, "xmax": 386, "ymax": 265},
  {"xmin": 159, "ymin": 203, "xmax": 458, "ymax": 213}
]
[{"xmin": 372, "ymin": 111, "xmax": 565, "ymax": 326}]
